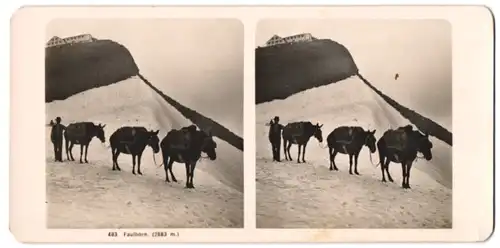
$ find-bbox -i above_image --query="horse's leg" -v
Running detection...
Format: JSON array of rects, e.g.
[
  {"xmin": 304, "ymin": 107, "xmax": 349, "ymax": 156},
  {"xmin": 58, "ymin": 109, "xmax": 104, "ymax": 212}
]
[
  {"xmin": 296, "ymin": 144, "xmax": 302, "ymax": 163},
  {"xmin": 382, "ymin": 157, "xmax": 391, "ymax": 182},
  {"xmin": 405, "ymin": 161, "xmax": 413, "ymax": 189},
  {"xmin": 332, "ymin": 150, "xmax": 339, "ymax": 171},
  {"xmin": 348, "ymin": 154, "xmax": 354, "ymax": 175},
  {"xmin": 184, "ymin": 163, "xmax": 190, "ymax": 188},
  {"xmin": 84, "ymin": 144, "xmax": 89, "ymax": 163},
  {"xmin": 115, "ymin": 151, "xmax": 122, "ymax": 171},
  {"xmin": 65, "ymin": 138, "xmax": 70, "ymax": 161},
  {"xmin": 80, "ymin": 143, "xmax": 83, "ymax": 164},
  {"xmin": 111, "ymin": 148, "xmax": 116, "ymax": 170},
  {"xmin": 328, "ymin": 147, "xmax": 334, "ymax": 170},
  {"xmin": 189, "ymin": 163, "xmax": 197, "ymax": 189},
  {"xmin": 386, "ymin": 161, "xmax": 394, "ymax": 182},
  {"xmin": 137, "ymin": 153, "xmax": 143, "ymax": 175},
  {"xmin": 162, "ymin": 150, "xmax": 170, "ymax": 182},
  {"xmin": 400, "ymin": 162, "xmax": 407, "ymax": 189},
  {"xmin": 380, "ymin": 154, "xmax": 386, "ymax": 182},
  {"xmin": 284, "ymin": 141, "xmax": 288, "ymax": 160},
  {"xmin": 132, "ymin": 154, "xmax": 136, "ymax": 175},
  {"xmin": 69, "ymin": 143, "xmax": 75, "ymax": 161},
  {"xmin": 166, "ymin": 157, "xmax": 176, "ymax": 183},
  {"xmin": 169, "ymin": 159, "xmax": 178, "ymax": 183},
  {"xmin": 302, "ymin": 142, "xmax": 307, "ymax": 163},
  {"xmin": 354, "ymin": 151, "xmax": 360, "ymax": 175},
  {"xmin": 286, "ymin": 141, "xmax": 293, "ymax": 161},
  {"xmin": 284, "ymin": 139, "xmax": 290, "ymax": 161}
]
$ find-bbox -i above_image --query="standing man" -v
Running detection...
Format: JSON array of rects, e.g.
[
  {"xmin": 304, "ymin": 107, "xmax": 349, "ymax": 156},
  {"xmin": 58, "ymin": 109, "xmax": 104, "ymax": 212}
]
[
  {"xmin": 50, "ymin": 116, "xmax": 66, "ymax": 162},
  {"xmin": 268, "ymin": 116, "xmax": 284, "ymax": 162}
]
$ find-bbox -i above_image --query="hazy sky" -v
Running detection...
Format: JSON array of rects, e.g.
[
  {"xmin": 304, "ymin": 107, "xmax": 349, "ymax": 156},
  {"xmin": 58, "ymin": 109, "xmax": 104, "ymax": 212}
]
[
  {"xmin": 47, "ymin": 19, "xmax": 244, "ymax": 134},
  {"xmin": 257, "ymin": 19, "xmax": 452, "ymax": 129}
]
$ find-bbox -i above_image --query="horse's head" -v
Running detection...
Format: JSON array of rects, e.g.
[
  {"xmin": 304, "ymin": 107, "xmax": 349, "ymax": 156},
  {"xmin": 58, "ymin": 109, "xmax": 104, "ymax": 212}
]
[
  {"xmin": 95, "ymin": 123, "xmax": 106, "ymax": 143},
  {"xmin": 417, "ymin": 132, "xmax": 433, "ymax": 160},
  {"xmin": 147, "ymin": 130, "xmax": 160, "ymax": 154},
  {"xmin": 313, "ymin": 123, "xmax": 324, "ymax": 143},
  {"xmin": 201, "ymin": 128, "xmax": 217, "ymax": 160},
  {"xmin": 364, "ymin": 129, "xmax": 377, "ymax": 153}
]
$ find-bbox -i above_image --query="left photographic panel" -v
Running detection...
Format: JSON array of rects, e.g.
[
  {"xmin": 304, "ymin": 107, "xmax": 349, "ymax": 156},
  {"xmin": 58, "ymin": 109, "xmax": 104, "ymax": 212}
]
[{"xmin": 45, "ymin": 18, "xmax": 244, "ymax": 228}]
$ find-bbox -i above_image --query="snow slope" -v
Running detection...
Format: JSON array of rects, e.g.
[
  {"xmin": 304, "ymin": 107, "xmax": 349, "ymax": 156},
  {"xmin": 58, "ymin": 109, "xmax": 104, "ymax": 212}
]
[
  {"xmin": 45, "ymin": 77, "xmax": 243, "ymax": 228},
  {"xmin": 255, "ymin": 76, "xmax": 452, "ymax": 228}
]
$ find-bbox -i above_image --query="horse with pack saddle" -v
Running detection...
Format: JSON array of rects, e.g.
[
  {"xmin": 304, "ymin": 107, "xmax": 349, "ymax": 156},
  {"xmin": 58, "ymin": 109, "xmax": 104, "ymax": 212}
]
[
  {"xmin": 282, "ymin": 121, "xmax": 324, "ymax": 163},
  {"xmin": 376, "ymin": 125, "xmax": 433, "ymax": 189},
  {"xmin": 326, "ymin": 126, "xmax": 377, "ymax": 175},
  {"xmin": 63, "ymin": 122, "xmax": 106, "ymax": 163},
  {"xmin": 159, "ymin": 124, "xmax": 217, "ymax": 189},
  {"xmin": 109, "ymin": 126, "xmax": 160, "ymax": 175}
]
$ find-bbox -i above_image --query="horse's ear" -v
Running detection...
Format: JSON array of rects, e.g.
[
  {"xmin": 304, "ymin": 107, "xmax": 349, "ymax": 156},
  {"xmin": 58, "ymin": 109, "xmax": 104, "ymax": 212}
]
[
  {"xmin": 319, "ymin": 124, "xmax": 323, "ymax": 128},
  {"xmin": 372, "ymin": 129, "xmax": 376, "ymax": 135},
  {"xmin": 155, "ymin": 130, "xmax": 159, "ymax": 135},
  {"xmin": 102, "ymin": 124, "xmax": 106, "ymax": 128}
]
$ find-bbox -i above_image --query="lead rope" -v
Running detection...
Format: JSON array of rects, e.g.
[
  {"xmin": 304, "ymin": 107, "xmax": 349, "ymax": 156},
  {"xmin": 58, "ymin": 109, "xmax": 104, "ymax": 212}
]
[
  {"xmin": 369, "ymin": 151, "xmax": 380, "ymax": 167},
  {"xmin": 153, "ymin": 152, "xmax": 163, "ymax": 168}
]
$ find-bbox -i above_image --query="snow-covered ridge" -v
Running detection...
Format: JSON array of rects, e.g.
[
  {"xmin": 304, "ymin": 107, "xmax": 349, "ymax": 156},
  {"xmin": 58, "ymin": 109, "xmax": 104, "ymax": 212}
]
[
  {"xmin": 46, "ymin": 77, "xmax": 243, "ymax": 228},
  {"xmin": 256, "ymin": 77, "xmax": 452, "ymax": 228}
]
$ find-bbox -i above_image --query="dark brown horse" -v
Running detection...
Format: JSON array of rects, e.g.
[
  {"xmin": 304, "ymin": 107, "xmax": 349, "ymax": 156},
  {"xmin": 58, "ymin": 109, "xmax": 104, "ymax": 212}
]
[
  {"xmin": 282, "ymin": 121, "xmax": 323, "ymax": 163},
  {"xmin": 109, "ymin": 126, "xmax": 160, "ymax": 175},
  {"xmin": 64, "ymin": 122, "xmax": 106, "ymax": 163},
  {"xmin": 377, "ymin": 125, "xmax": 433, "ymax": 189},
  {"xmin": 159, "ymin": 125, "xmax": 217, "ymax": 189},
  {"xmin": 326, "ymin": 126, "xmax": 377, "ymax": 175}
]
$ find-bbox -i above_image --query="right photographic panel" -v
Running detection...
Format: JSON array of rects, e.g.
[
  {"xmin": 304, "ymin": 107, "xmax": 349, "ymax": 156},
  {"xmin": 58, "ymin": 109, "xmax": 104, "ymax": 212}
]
[{"xmin": 255, "ymin": 19, "xmax": 452, "ymax": 229}]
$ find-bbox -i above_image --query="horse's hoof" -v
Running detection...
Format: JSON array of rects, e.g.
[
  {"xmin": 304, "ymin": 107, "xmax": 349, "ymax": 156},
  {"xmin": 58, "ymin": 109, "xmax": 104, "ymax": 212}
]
[
  {"xmin": 389, "ymin": 179, "xmax": 394, "ymax": 183},
  {"xmin": 335, "ymin": 168, "xmax": 339, "ymax": 171},
  {"xmin": 329, "ymin": 168, "xmax": 333, "ymax": 171},
  {"xmin": 132, "ymin": 172, "xmax": 136, "ymax": 175},
  {"xmin": 173, "ymin": 179, "xmax": 178, "ymax": 183},
  {"xmin": 382, "ymin": 179, "xmax": 387, "ymax": 183},
  {"xmin": 355, "ymin": 172, "xmax": 360, "ymax": 175},
  {"xmin": 138, "ymin": 172, "xmax": 143, "ymax": 175}
]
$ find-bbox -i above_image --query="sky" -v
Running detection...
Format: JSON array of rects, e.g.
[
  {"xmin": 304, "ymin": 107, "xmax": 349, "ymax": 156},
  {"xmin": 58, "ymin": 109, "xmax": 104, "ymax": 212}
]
[
  {"xmin": 257, "ymin": 19, "xmax": 452, "ymax": 129},
  {"xmin": 47, "ymin": 19, "xmax": 244, "ymax": 135}
]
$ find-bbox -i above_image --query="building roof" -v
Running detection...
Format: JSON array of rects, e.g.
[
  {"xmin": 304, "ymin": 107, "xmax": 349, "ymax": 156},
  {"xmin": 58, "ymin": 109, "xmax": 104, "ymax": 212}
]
[
  {"xmin": 266, "ymin": 34, "xmax": 283, "ymax": 44},
  {"xmin": 47, "ymin": 36, "xmax": 63, "ymax": 44}
]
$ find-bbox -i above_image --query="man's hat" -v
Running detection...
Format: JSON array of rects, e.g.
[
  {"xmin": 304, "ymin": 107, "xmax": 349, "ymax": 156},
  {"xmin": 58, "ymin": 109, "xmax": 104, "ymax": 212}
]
[{"xmin": 55, "ymin": 116, "xmax": 61, "ymax": 122}]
